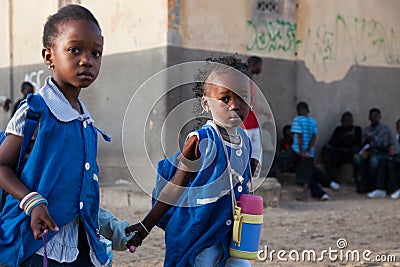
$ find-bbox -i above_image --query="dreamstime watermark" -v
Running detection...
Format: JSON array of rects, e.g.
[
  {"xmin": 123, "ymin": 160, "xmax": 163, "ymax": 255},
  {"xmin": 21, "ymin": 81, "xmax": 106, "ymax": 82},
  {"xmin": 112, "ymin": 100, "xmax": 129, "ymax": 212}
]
[{"xmin": 257, "ymin": 238, "xmax": 397, "ymax": 264}]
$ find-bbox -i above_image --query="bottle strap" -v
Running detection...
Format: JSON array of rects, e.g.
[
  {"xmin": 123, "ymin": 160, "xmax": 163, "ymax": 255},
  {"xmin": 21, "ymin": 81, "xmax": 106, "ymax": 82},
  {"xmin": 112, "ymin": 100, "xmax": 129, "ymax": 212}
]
[{"xmin": 214, "ymin": 124, "xmax": 254, "ymax": 216}]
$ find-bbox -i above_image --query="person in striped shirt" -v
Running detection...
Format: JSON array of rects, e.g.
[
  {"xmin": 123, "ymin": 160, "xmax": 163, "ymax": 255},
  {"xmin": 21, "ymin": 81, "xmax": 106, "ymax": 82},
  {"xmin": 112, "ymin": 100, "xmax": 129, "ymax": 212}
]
[{"xmin": 274, "ymin": 102, "xmax": 318, "ymax": 201}]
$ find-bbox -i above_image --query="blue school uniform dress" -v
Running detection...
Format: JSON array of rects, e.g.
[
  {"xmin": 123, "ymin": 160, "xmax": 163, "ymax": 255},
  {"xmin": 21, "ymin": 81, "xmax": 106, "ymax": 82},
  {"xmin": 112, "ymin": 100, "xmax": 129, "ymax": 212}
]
[
  {"xmin": 0, "ymin": 77, "xmax": 110, "ymax": 267},
  {"xmin": 153, "ymin": 121, "xmax": 252, "ymax": 267}
]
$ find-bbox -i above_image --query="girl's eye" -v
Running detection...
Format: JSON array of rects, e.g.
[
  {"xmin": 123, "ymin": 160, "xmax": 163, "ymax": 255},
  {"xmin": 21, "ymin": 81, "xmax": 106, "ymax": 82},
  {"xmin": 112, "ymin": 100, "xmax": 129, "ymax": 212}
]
[
  {"xmin": 68, "ymin": 47, "xmax": 79, "ymax": 54},
  {"xmin": 93, "ymin": 50, "xmax": 102, "ymax": 58},
  {"xmin": 220, "ymin": 97, "xmax": 230, "ymax": 103}
]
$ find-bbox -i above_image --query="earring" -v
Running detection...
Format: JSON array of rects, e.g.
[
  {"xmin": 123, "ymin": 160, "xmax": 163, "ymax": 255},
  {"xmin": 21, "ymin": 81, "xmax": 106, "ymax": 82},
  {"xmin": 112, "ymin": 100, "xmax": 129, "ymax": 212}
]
[
  {"xmin": 48, "ymin": 64, "xmax": 53, "ymax": 70},
  {"xmin": 201, "ymin": 97, "xmax": 209, "ymax": 113}
]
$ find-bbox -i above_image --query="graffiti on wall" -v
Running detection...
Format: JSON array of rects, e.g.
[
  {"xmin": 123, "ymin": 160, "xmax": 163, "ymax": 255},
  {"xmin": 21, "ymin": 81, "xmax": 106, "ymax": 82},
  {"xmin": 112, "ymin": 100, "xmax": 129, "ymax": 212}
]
[
  {"xmin": 247, "ymin": 15, "xmax": 400, "ymax": 71},
  {"xmin": 24, "ymin": 70, "xmax": 45, "ymax": 91},
  {"xmin": 247, "ymin": 19, "xmax": 301, "ymax": 53}
]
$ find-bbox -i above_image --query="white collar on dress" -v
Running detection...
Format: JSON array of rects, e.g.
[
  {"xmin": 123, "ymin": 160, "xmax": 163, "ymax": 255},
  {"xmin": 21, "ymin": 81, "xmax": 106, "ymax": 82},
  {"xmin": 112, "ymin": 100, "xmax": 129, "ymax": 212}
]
[
  {"xmin": 206, "ymin": 120, "xmax": 243, "ymax": 148},
  {"xmin": 39, "ymin": 76, "xmax": 93, "ymax": 123}
]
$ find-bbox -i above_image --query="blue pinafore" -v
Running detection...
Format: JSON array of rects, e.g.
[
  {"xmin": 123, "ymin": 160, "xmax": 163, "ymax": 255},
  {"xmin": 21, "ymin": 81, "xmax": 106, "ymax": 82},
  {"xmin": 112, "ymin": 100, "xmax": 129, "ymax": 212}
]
[
  {"xmin": 0, "ymin": 93, "xmax": 110, "ymax": 267},
  {"xmin": 152, "ymin": 122, "xmax": 252, "ymax": 267}
]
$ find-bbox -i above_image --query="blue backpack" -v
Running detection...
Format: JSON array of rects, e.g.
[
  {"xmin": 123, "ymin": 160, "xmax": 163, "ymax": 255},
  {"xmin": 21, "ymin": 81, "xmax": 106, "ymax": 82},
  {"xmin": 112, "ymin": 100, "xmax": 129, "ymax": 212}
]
[{"xmin": 0, "ymin": 107, "xmax": 39, "ymax": 211}]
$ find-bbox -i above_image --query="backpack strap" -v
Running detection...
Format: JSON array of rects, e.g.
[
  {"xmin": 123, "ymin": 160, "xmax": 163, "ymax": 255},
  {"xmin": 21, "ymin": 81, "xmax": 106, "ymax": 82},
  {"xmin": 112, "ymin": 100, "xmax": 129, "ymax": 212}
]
[
  {"xmin": 16, "ymin": 108, "xmax": 40, "ymax": 173},
  {"xmin": 197, "ymin": 128, "xmax": 207, "ymax": 142},
  {"xmin": 0, "ymin": 107, "xmax": 39, "ymax": 213}
]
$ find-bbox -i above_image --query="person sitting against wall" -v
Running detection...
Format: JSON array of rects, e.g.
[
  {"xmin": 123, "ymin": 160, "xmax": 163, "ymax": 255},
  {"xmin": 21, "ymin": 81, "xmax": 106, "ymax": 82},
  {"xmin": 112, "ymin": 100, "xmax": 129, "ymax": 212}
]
[
  {"xmin": 322, "ymin": 112, "xmax": 362, "ymax": 183},
  {"xmin": 275, "ymin": 122, "xmax": 340, "ymax": 201},
  {"xmin": 367, "ymin": 119, "xmax": 400, "ymax": 199},
  {"xmin": 355, "ymin": 108, "xmax": 392, "ymax": 194}
]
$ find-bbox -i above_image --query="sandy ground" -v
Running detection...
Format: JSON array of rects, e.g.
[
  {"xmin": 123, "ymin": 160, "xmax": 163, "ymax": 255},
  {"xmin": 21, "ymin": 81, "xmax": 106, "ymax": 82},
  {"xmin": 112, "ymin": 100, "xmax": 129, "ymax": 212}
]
[{"xmin": 103, "ymin": 183, "xmax": 400, "ymax": 267}]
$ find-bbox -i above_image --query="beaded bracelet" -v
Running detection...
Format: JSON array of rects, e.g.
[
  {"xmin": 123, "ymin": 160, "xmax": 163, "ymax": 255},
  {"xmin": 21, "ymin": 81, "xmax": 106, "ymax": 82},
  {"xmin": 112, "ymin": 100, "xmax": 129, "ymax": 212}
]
[
  {"xmin": 27, "ymin": 199, "xmax": 48, "ymax": 216},
  {"xmin": 19, "ymin": 192, "xmax": 48, "ymax": 216},
  {"xmin": 19, "ymin": 192, "xmax": 39, "ymax": 209}
]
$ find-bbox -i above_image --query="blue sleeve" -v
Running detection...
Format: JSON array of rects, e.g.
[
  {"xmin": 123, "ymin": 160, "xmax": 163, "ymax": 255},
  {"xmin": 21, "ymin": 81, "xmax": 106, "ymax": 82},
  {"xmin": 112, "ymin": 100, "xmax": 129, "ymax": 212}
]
[
  {"xmin": 98, "ymin": 207, "xmax": 130, "ymax": 251},
  {"xmin": 291, "ymin": 117, "xmax": 301, "ymax": 134},
  {"xmin": 313, "ymin": 119, "xmax": 318, "ymax": 134}
]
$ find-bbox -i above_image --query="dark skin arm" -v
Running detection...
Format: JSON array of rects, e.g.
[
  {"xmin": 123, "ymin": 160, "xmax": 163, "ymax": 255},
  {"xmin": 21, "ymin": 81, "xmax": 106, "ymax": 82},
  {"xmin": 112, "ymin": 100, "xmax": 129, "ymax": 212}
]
[
  {"xmin": 125, "ymin": 164, "xmax": 194, "ymax": 247},
  {"xmin": 0, "ymin": 134, "xmax": 58, "ymax": 240},
  {"xmin": 294, "ymin": 132, "xmax": 316, "ymax": 158},
  {"xmin": 126, "ymin": 158, "xmax": 258, "ymax": 248},
  {"xmin": 303, "ymin": 134, "xmax": 317, "ymax": 157},
  {"xmin": 294, "ymin": 133, "xmax": 304, "ymax": 157},
  {"xmin": 126, "ymin": 135, "xmax": 256, "ymax": 248}
]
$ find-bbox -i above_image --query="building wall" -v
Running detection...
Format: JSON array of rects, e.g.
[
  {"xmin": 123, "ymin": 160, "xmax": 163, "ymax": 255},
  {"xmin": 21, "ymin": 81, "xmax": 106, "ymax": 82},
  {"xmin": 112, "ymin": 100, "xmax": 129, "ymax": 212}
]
[
  {"xmin": 0, "ymin": 0, "xmax": 399, "ymax": 185},
  {"xmin": 297, "ymin": 0, "xmax": 400, "ymax": 82},
  {"xmin": 167, "ymin": 0, "xmax": 400, "ymax": 159}
]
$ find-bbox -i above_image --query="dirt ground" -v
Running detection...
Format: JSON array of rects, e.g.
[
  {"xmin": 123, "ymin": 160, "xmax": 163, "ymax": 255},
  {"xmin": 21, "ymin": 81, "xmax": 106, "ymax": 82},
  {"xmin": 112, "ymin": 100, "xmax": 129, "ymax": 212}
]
[{"xmin": 104, "ymin": 183, "xmax": 400, "ymax": 267}]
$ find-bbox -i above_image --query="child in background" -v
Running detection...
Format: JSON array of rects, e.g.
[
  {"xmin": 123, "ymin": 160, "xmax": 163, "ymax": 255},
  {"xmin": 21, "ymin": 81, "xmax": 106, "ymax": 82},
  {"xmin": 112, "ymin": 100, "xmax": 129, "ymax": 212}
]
[
  {"xmin": 11, "ymin": 81, "xmax": 34, "ymax": 116},
  {"xmin": 290, "ymin": 102, "xmax": 319, "ymax": 200},
  {"xmin": 0, "ymin": 5, "xmax": 130, "ymax": 266},
  {"xmin": 276, "ymin": 124, "xmax": 339, "ymax": 201},
  {"xmin": 126, "ymin": 56, "xmax": 255, "ymax": 266},
  {"xmin": 275, "ymin": 102, "xmax": 318, "ymax": 201}
]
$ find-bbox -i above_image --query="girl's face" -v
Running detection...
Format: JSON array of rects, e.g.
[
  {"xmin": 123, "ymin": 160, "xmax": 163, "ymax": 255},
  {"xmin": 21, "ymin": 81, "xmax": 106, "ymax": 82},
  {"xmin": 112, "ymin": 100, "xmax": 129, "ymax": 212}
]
[
  {"xmin": 44, "ymin": 20, "xmax": 103, "ymax": 90},
  {"xmin": 203, "ymin": 72, "xmax": 251, "ymax": 129}
]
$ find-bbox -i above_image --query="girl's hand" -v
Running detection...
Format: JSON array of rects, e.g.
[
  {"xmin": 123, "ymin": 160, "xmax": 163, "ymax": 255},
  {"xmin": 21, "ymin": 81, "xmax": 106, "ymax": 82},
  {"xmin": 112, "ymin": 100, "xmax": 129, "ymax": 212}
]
[
  {"xmin": 30, "ymin": 204, "xmax": 59, "ymax": 240},
  {"xmin": 125, "ymin": 223, "xmax": 148, "ymax": 247}
]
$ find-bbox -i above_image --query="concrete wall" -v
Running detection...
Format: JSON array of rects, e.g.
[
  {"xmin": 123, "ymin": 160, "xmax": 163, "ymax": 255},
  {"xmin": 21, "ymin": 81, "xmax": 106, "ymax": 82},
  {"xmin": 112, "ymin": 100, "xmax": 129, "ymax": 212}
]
[
  {"xmin": 0, "ymin": 0, "xmax": 170, "ymax": 186},
  {"xmin": 297, "ymin": 0, "xmax": 400, "ymax": 82},
  {"xmin": 167, "ymin": 0, "xmax": 400, "ymax": 158},
  {"xmin": 0, "ymin": 0, "xmax": 399, "ymax": 185}
]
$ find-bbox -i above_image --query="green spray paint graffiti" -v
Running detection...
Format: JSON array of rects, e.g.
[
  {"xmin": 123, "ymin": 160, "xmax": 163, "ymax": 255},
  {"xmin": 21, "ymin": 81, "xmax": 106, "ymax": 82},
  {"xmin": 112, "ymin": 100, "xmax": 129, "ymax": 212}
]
[
  {"xmin": 247, "ymin": 15, "xmax": 400, "ymax": 68},
  {"xmin": 247, "ymin": 19, "xmax": 301, "ymax": 53},
  {"xmin": 302, "ymin": 25, "xmax": 335, "ymax": 71}
]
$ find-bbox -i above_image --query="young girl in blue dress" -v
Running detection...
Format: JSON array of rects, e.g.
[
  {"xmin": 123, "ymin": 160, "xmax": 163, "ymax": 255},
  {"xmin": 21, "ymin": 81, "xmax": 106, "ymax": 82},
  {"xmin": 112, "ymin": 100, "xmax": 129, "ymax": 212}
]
[
  {"xmin": 0, "ymin": 5, "xmax": 130, "ymax": 267},
  {"xmin": 126, "ymin": 56, "xmax": 257, "ymax": 266}
]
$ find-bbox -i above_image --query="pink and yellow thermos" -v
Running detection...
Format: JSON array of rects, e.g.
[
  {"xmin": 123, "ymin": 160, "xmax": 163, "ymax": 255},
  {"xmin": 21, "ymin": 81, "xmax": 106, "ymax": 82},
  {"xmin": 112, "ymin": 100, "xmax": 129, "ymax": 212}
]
[{"xmin": 229, "ymin": 194, "xmax": 264, "ymax": 259}]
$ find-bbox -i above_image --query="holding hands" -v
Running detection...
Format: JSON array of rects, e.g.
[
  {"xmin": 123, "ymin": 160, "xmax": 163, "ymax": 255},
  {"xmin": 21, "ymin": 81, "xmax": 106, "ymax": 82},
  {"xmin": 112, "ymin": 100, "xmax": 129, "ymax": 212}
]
[{"xmin": 125, "ymin": 221, "xmax": 151, "ymax": 251}]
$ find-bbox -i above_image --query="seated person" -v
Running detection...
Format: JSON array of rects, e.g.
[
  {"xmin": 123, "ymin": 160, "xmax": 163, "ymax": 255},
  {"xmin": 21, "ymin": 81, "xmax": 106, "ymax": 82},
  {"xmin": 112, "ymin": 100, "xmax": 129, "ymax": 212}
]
[
  {"xmin": 277, "ymin": 124, "xmax": 296, "ymax": 173},
  {"xmin": 275, "ymin": 124, "xmax": 339, "ymax": 201},
  {"xmin": 322, "ymin": 112, "xmax": 362, "ymax": 182},
  {"xmin": 388, "ymin": 125, "xmax": 400, "ymax": 199},
  {"xmin": 354, "ymin": 108, "xmax": 392, "ymax": 194},
  {"xmin": 368, "ymin": 119, "xmax": 400, "ymax": 199}
]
